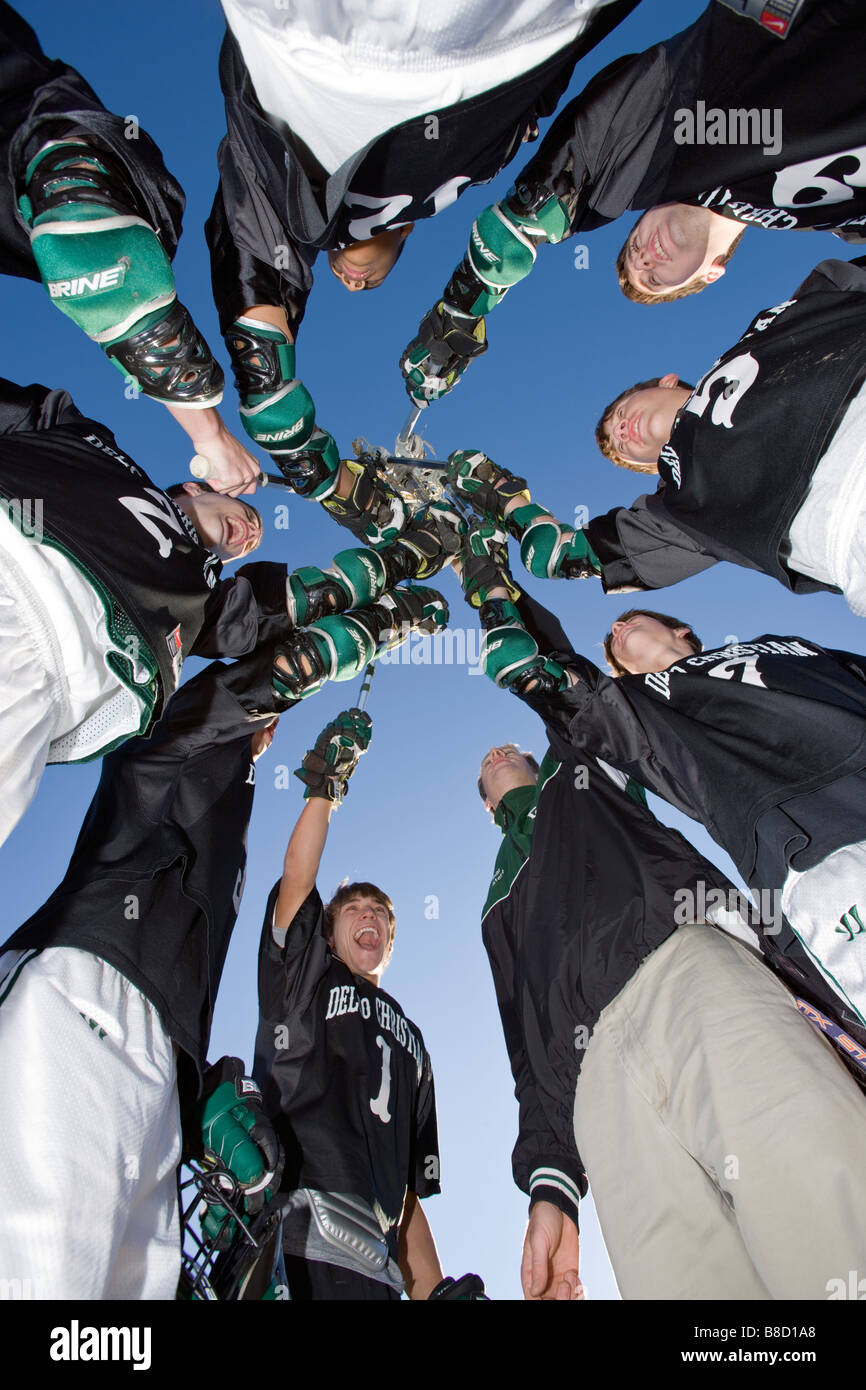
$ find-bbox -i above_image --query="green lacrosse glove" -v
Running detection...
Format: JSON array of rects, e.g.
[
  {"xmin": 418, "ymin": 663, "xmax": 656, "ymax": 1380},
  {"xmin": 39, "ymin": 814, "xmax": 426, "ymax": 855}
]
[
  {"xmin": 446, "ymin": 449, "xmax": 531, "ymax": 520},
  {"xmin": 459, "ymin": 517, "xmax": 522, "ymax": 607},
  {"xmin": 294, "ymin": 708, "xmax": 373, "ymax": 805},
  {"xmin": 428, "ymin": 1273, "xmax": 490, "ymax": 1300},
  {"xmin": 320, "ymin": 456, "xmax": 408, "ymax": 548},
  {"xmin": 401, "ymin": 300, "xmax": 488, "ymax": 406},
  {"xmin": 195, "ymin": 1057, "xmax": 284, "ymax": 1250},
  {"xmin": 400, "ymin": 180, "xmax": 569, "ymax": 407},
  {"xmin": 467, "ymin": 181, "xmax": 571, "ymax": 297},
  {"xmin": 394, "ymin": 498, "xmax": 468, "ymax": 579},
  {"xmin": 273, "ymin": 585, "xmax": 450, "ymax": 703}
]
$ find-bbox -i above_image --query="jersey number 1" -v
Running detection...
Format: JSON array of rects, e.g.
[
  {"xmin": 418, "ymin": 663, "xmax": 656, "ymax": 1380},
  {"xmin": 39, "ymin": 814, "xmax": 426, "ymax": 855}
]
[{"xmin": 370, "ymin": 1035, "xmax": 392, "ymax": 1124}]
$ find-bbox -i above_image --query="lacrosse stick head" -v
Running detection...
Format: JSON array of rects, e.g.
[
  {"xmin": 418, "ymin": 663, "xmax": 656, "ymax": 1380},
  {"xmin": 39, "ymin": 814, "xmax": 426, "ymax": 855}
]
[
  {"xmin": 352, "ymin": 437, "xmax": 449, "ymax": 514},
  {"xmin": 177, "ymin": 1156, "xmax": 286, "ymax": 1301}
]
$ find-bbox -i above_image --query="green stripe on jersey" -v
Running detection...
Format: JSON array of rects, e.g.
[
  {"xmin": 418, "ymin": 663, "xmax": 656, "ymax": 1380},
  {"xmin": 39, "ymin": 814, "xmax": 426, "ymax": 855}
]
[{"xmin": 482, "ymin": 752, "xmax": 560, "ymax": 920}]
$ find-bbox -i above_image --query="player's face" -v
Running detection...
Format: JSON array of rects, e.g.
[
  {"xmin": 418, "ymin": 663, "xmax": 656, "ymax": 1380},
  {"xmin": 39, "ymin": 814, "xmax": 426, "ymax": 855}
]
[
  {"xmin": 479, "ymin": 745, "xmax": 538, "ymax": 812},
  {"xmin": 605, "ymin": 377, "xmax": 690, "ymax": 466},
  {"xmin": 329, "ymin": 895, "xmax": 393, "ymax": 982},
  {"xmin": 624, "ymin": 204, "xmax": 727, "ymax": 296},
  {"xmin": 327, "ymin": 225, "xmax": 413, "ymax": 292},
  {"xmin": 608, "ymin": 614, "xmax": 693, "ymax": 674},
  {"xmin": 177, "ymin": 486, "xmax": 263, "ymax": 562}
]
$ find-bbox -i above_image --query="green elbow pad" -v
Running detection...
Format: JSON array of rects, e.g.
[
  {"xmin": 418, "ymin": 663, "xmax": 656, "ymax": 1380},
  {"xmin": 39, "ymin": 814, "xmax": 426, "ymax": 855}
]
[
  {"xmin": 481, "ymin": 621, "xmax": 541, "ymax": 688},
  {"xmin": 521, "ymin": 515, "xmax": 600, "ymax": 580},
  {"xmin": 30, "ymin": 217, "xmax": 177, "ymax": 344},
  {"xmin": 239, "ymin": 375, "xmax": 316, "ymax": 453},
  {"xmin": 468, "ymin": 203, "xmax": 537, "ymax": 294},
  {"xmin": 330, "ymin": 548, "xmax": 389, "ymax": 608},
  {"xmin": 306, "ymin": 613, "xmax": 377, "ymax": 684}
]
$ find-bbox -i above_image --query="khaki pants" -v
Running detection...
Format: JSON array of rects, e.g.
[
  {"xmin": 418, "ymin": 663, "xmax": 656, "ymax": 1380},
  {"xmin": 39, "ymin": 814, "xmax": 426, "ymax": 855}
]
[{"xmin": 574, "ymin": 924, "xmax": 866, "ymax": 1300}]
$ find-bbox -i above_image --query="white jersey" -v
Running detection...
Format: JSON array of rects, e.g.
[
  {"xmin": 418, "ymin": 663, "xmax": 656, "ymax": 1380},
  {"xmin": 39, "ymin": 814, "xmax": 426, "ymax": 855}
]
[
  {"xmin": 787, "ymin": 380, "xmax": 866, "ymax": 616},
  {"xmin": 0, "ymin": 509, "xmax": 150, "ymax": 762},
  {"xmin": 221, "ymin": 0, "xmax": 616, "ymax": 172}
]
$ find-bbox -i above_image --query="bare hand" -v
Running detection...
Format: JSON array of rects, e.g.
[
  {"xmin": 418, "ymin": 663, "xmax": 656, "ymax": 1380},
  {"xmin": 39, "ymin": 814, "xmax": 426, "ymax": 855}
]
[
  {"xmin": 166, "ymin": 404, "xmax": 261, "ymax": 495},
  {"xmin": 188, "ymin": 420, "xmax": 261, "ymax": 496},
  {"xmin": 521, "ymin": 1201, "xmax": 584, "ymax": 1301}
]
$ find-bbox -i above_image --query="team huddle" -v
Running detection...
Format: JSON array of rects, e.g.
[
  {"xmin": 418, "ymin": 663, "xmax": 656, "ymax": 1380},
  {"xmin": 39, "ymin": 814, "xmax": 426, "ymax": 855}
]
[{"xmin": 1, "ymin": 0, "xmax": 866, "ymax": 1302}]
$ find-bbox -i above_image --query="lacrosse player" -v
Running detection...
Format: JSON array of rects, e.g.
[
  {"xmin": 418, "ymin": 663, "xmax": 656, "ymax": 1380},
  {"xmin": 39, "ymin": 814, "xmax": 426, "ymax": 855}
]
[
  {"xmin": 461, "ymin": 516, "xmax": 866, "ymax": 1049},
  {"xmin": 464, "ymin": 551, "xmax": 866, "ymax": 1299},
  {"xmin": 401, "ymin": 0, "xmax": 866, "ymax": 407},
  {"xmin": 0, "ymin": 522, "xmax": 450, "ymax": 1299},
  {"xmin": 0, "ymin": 372, "xmax": 454, "ymax": 846},
  {"xmin": 253, "ymin": 712, "xmax": 486, "ymax": 1300},
  {"xmin": 205, "ymin": 0, "xmax": 638, "ymax": 543}
]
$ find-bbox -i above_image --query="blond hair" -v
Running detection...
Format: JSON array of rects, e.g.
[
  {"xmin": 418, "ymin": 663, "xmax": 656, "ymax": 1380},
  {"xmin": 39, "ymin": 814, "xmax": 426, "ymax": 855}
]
[
  {"xmin": 595, "ymin": 376, "xmax": 694, "ymax": 471},
  {"xmin": 616, "ymin": 221, "xmax": 745, "ymax": 305}
]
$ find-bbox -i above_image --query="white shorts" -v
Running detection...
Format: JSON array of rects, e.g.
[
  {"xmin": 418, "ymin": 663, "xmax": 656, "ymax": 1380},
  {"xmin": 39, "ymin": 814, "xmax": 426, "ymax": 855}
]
[
  {"xmin": 0, "ymin": 947, "xmax": 181, "ymax": 1300},
  {"xmin": 0, "ymin": 515, "xmax": 147, "ymax": 847},
  {"xmin": 782, "ymin": 838, "xmax": 866, "ymax": 1029}
]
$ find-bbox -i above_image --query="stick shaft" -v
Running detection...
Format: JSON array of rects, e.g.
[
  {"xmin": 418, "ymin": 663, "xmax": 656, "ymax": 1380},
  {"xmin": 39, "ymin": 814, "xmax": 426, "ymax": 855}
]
[
  {"xmin": 356, "ymin": 662, "xmax": 376, "ymax": 711},
  {"xmin": 398, "ymin": 404, "xmax": 423, "ymax": 442}
]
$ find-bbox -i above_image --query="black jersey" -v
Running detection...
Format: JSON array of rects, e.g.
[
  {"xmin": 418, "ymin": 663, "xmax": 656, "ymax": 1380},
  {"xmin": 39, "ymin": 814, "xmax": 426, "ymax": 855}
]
[
  {"xmin": 253, "ymin": 885, "xmax": 440, "ymax": 1249},
  {"xmin": 522, "ymin": 0, "xmax": 866, "ymax": 239},
  {"xmin": 207, "ymin": 2, "xmax": 638, "ymax": 335},
  {"xmin": 3, "ymin": 653, "xmax": 281, "ymax": 1105},
  {"xmin": 585, "ymin": 258, "xmax": 866, "ymax": 595},
  {"xmin": 518, "ymin": 606, "xmax": 866, "ymax": 1050},
  {"xmin": 250, "ymin": 884, "xmax": 439, "ymax": 1245},
  {"xmin": 542, "ymin": 636, "xmax": 866, "ymax": 888},
  {"xmin": 0, "ymin": 379, "xmax": 291, "ymax": 722}
]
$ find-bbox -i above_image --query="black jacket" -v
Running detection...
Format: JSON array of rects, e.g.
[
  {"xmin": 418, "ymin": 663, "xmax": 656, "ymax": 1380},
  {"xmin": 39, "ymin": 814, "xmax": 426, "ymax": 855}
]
[{"xmin": 482, "ymin": 596, "xmax": 736, "ymax": 1228}]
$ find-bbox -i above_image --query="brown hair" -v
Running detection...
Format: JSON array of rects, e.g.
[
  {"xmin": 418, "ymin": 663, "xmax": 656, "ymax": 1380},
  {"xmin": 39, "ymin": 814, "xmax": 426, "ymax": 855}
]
[
  {"xmin": 324, "ymin": 882, "xmax": 396, "ymax": 946},
  {"xmin": 165, "ymin": 481, "xmax": 211, "ymax": 498},
  {"xmin": 603, "ymin": 608, "xmax": 702, "ymax": 676},
  {"xmin": 616, "ymin": 221, "xmax": 746, "ymax": 305},
  {"xmin": 477, "ymin": 745, "xmax": 540, "ymax": 804},
  {"xmin": 594, "ymin": 377, "xmax": 694, "ymax": 472}
]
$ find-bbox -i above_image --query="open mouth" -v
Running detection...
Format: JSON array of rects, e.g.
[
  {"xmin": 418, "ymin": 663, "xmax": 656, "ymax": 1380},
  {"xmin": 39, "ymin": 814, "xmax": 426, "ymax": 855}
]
[
  {"xmin": 333, "ymin": 254, "xmax": 371, "ymax": 283},
  {"xmin": 222, "ymin": 509, "xmax": 261, "ymax": 555},
  {"xmin": 354, "ymin": 926, "xmax": 380, "ymax": 947},
  {"xmin": 651, "ymin": 228, "xmax": 669, "ymax": 263}
]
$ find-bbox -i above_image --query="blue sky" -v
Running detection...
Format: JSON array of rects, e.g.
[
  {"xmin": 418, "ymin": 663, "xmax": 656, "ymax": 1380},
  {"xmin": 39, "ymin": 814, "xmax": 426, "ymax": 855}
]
[{"xmin": 4, "ymin": 0, "xmax": 863, "ymax": 1300}]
